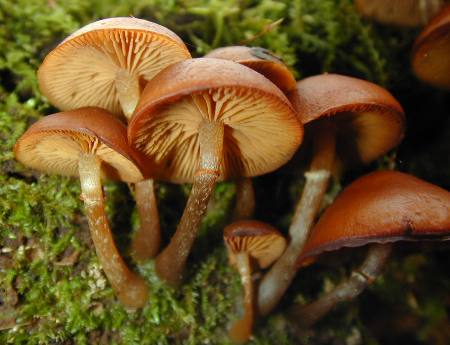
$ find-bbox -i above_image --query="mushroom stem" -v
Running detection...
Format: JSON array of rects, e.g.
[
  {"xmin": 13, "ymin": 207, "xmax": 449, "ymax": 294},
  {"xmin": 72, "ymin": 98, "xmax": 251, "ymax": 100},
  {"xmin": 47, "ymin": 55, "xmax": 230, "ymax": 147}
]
[
  {"xmin": 78, "ymin": 153, "xmax": 148, "ymax": 310},
  {"xmin": 130, "ymin": 179, "xmax": 161, "ymax": 261},
  {"xmin": 155, "ymin": 121, "xmax": 224, "ymax": 285},
  {"xmin": 229, "ymin": 252, "xmax": 254, "ymax": 344},
  {"xmin": 289, "ymin": 243, "xmax": 392, "ymax": 328},
  {"xmin": 257, "ymin": 121, "xmax": 336, "ymax": 315},
  {"xmin": 233, "ymin": 177, "xmax": 255, "ymax": 220},
  {"xmin": 115, "ymin": 69, "xmax": 141, "ymax": 120}
]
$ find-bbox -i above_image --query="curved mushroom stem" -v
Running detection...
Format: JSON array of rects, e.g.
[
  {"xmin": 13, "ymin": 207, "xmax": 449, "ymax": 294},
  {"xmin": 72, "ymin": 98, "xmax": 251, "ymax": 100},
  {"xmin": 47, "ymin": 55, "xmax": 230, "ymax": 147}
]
[
  {"xmin": 288, "ymin": 243, "xmax": 392, "ymax": 328},
  {"xmin": 257, "ymin": 120, "xmax": 336, "ymax": 315},
  {"xmin": 233, "ymin": 177, "xmax": 255, "ymax": 220},
  {"xmin": 155, "ymin": 121, "xmax": 224, "ymax": 285},
  {"xmin": 79, "ymin": 153, "xmax": 149, "ymax": 310},
  {"xmin": 115, "ymin": 69, "xmax": 141, "ymax": 120},
  {"xmin": 229, "ymin": 252, "xmax": 254, "ymax": 344},
  {"xmin": 130, "ymin": 179, "xmax": 161, "ymax": 261}
]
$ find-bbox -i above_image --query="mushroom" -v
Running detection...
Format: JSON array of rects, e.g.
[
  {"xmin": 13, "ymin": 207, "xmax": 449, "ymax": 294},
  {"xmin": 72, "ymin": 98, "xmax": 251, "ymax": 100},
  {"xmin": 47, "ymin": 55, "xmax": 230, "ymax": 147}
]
[
  {"xmin": 258, "ymin": 74, "xmax": 405, "ymax": 315},
  {"xmin": 291, "ymin": 170, "xmax": 450, "ymax": 327},
  {"xmin": 224, "ymin": 220, "xmax": 286, "ymax": 343},
  {"xmin": 205, "ymin": 46, "xmax": 297, "ymax": 220},
  {"xmin": 355, "ymin": 0, "xmax": 444, "ymax": 27},
  {"xmin": 38, "ymin": 17, "xmax": 192, "ymax": 261},
  {"xmin": 14, "ymin": 107, "xmax": 149, "ymax": 310},
  {"xmin": 412, "ymin": 4, "xmax": 450, "ymax": 90},
  {"xmin": 128, "ymin": 58, "xmax": 303, "ymax": 285}
]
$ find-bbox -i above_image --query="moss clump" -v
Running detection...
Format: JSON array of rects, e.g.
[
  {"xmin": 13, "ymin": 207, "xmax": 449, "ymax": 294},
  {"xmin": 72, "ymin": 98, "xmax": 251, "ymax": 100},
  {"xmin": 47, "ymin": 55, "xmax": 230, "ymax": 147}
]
[{"xmin": 1, "ymin": 0, "xmax": 449, "ymax": 344}]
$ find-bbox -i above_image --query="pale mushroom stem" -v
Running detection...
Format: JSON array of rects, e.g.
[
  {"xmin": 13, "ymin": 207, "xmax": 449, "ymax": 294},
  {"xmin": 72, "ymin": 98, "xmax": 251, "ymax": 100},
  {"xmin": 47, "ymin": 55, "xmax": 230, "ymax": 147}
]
[
  {"xmin": 258, "ymin": 120, "xmax": 336, "ymax": 315},
  {"xmin": 233, "ymin": 177, "xmax": 255, "ymax": 220},
  {"xmin": 229, "ymin": 252, "xmax": 254, "ymax": 344},
  {"xmin": 78, "ymin": 153, "xmax": 149, "ymax": 310},
  {"xmin": 289, "ymin": 243, "xmax": 392, "ymax": 328},
  {"xmin": 115, "ymin": 69, "xmax": 141, "ymax": 120},
  {"xmin": 155, "ymin": 121, "xmax": 224, "ymax": 285},
  {"xmin": 130, "ymin": 179, "xmax": 161, "ymax": 261}
]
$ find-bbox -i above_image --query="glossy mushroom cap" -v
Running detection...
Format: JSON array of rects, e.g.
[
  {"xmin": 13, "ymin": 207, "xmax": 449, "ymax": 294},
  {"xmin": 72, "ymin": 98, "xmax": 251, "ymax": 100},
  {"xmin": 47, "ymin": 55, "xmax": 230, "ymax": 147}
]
[
  {"xmin": 289, "ymin": 74, "xmax": 405, "ymax": 167},
  {"xmin": 224, "ymin": 220, "xmax": 287, "ymax": 268},
  {"xmin": 38, "ymin": 17, "xmax": 191, "ymax": 117},
  {"xmin": 129, "ymin": 58, "xmax": 303, "ymax": 184},
  {"xmin": 205, "ymin": 46, "xmax": 297, "ymax": 94},
  {"xmin": 412, "ymin": 4, "xmax": 450, "ymax": 90},
  {"xmin": 14, "ymin": 107, "xmax": 148, "ymax": 182},
  {"xmin": 298, "ymin": 171, "xmax": 450, "ymax": 264},
  {"xmin": 355, "ymin": 0, "xmax": 444, "ymax": 27}
]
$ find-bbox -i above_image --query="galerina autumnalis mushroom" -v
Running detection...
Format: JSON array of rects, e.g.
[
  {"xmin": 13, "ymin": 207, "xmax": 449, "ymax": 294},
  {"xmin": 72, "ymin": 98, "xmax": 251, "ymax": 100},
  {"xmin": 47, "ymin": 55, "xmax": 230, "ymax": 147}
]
[
  {"xmin": 14, "ymin": 107, "xmax": 149, "ymax": 310},
  {"xmin": 205, "ymin": 46, "xmax": 297, "ymax": 220},
  {"xmin": 128, "ymin": 58, "xmax": 303, "ymax": 285},
  {"xmin": 291, "ymin": 170, "xmax": 450, "ymax": 327},
  {"xmin": 258, "ymin": 74, "xmax": 405, "ymax": 315},
  {"xmin": 355, "ymin": 0, "xmax": 444, "ymax": 27},
  {"xmin": 412, "ymin": 4, "xmax": 450, "ymax": 90},
  {"xmin": 38, "ymin": 17, "xmax": 192, "ymax": 261},
  {"xmin": 224, "ymin": 220, "xmax": 286, "ymax": 343}
]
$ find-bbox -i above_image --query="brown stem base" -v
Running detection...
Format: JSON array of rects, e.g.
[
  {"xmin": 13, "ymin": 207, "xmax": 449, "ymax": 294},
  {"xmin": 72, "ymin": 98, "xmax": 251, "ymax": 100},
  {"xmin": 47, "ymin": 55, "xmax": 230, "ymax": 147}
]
[
  {"xmin": 289, "ymin": 243, "xmax": 392, "ymax": 328},
  {"xmin": 233, "ymin": 177, "xmax": 255, "ymax": 221}
]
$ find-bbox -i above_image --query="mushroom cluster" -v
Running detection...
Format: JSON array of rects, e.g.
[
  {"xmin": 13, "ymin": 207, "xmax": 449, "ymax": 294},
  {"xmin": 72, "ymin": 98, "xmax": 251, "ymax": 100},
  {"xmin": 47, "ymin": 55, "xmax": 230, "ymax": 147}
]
[{"xmin": 12, "ymin": 12, "xmax": 450, "ymax": 343}]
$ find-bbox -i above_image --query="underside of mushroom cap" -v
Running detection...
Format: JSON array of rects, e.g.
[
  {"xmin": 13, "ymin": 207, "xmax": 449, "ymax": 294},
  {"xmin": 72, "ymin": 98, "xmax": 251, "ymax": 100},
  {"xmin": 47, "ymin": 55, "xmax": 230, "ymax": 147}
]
[
  {"xmin": 298, "ymin": 171, "xmax": 450, "ymax": 264},
  {"xmin": 14, "ymin": 107, "xmax": 146, "ymax": 182},
  {"xmin": 289, "ymin": 74, "xmax": 405, "ymax": 166},
  {"xmin": 129, "ymin": 58, "xmax": 303, "ymax": 183},
  {"xmin": 205, "ymin": 46, "xmax": 297, "ymax": 94},
  {"xmin": 412, "ymin": 5, "xmax": 450, "ymax": 90},
  {"xmin": 224, "ymin": 220, "xmax": 287, "ymax": 269},
  {"xmin": 38, "ymin": 17, "xmax": 191, "ymax": 117}
]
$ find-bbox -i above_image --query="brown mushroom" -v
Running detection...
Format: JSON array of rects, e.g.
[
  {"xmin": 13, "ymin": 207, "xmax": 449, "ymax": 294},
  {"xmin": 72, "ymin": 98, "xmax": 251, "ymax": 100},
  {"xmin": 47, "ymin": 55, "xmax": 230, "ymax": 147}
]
[
  {"xmin": 224, "ymin": 220, "xmax": 286, "ymax": 343},
  {"xmin": 14, "ymin": 107, "xmax": 149, "ymax": 310},
  {"xmin": 258, "ymin": 74, "xmax": 405, "ymax": 315},
  {"xmin": 412, "ymin": 4, "xmax": 450, "ymax": 90},
  {"xmin": 205, "ymin": 46, "xmax": 297, "ymax": 220},
  {"xmin": 291, "ymin": 170, "xmax": 450, "ymax": 327},
  {"xmin": 128, "ymin": 58, "xmax": 303, "ymax": 285},
  {"xmin": 355, "ymin": 0, "xmax": 444, "ymax": 27},
  {"xmin": 38, "ymin": 17, "xmax": 191, "ymax": 262}
]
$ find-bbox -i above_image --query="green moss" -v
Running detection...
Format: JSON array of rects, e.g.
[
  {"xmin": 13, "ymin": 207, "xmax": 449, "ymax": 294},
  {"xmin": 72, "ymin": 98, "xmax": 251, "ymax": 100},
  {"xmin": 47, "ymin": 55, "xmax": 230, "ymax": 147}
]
[{"xmin": 1, "ymin": 0, "xmax": 449, "ymax": 344}]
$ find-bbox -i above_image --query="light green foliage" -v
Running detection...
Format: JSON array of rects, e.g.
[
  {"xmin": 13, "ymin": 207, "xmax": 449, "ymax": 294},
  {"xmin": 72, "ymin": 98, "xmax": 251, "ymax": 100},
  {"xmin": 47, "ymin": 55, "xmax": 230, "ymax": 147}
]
[{"xmin": 0, "ymin": 0, "xmax": 448, "ymax": 344}]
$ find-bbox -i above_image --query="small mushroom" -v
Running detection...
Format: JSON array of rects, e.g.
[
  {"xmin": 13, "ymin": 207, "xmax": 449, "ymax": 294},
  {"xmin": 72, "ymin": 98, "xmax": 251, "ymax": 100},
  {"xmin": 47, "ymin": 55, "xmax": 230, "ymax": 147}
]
[
  {"xmin": 258, "ymin": 74, "xmax": 405, "ymax": 315},
  {"xmin": 129, "ymin": 58, "xmax": 303, "ymax": 285},
  {"xmin": 412, "ymin": 4, "xmax": 450, "ymax": 90},
  {"xmin": 14, "ymin": 107, "xmax": 149, "ymax": 310},
  {"xmin": 224, "ymin": 220, "xmax": 286, "ymax": 343},
  {"xmin": 205, "ymin": 46, "xmax": 297, "ymax": 220},
  {"xmin": 355, "ymin": 0, "xmax": 444, "ymax": 27},
  {"xmin": 38, "ymin": 17, "xmax": 191, "ymax": 261},
  {"xmin": 292, "ymin": 170, "xmax": 450, "ymax": 327}
]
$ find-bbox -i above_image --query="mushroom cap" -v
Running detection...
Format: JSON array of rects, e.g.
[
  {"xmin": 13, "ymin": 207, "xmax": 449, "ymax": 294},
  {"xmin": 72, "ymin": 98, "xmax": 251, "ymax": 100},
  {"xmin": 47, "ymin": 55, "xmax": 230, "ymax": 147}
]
[
  {"xmin": 289, "ymin": 74, "xmax": 405, "ymax": 167},
  {"xmin": 205, "ymin": 46, "xmax": 297, "ymax": 94},
  {"xmin": 128, "ymin": 58, "xmax": 303, "ymax": 184},
  {"xmin": 38, "ymin": 17, "xmax": 191, "ymax": 117},
  {"xmin": 224, "ymin": 220, "xmax": 287, "ymax": 269},
  {"xmin": 412, "ymin": 4, "xmax": 450, "ymax": 90},
  {"xmin": 298, "ymin": 171, "xmax": 450, "ymax": 265},
  {"xmin": 355, "ymin": 0, "xmax": 444, "ymax": 27},
  {"xmin": 14, "ymin": 107, "xmax": 148, "ymax": 183}
]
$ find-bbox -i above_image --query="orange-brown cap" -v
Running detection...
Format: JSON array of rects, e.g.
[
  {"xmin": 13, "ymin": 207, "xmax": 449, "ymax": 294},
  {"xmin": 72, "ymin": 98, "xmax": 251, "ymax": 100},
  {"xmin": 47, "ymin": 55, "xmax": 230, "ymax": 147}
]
[
  {"xmin": 355, "ymin": 0, "xmax": 444, "ymax": 27},
  {"xmin": 128, "ymin": 58, "xmax": 303, "ymax": 184},
  {"xmin": 289, "ymin": 74, "xmax": 405, "ymax": 167},
  {"xmin": 297, "ymin": 171, "xmax": 450, "ymax": 265},
  {"xmin": 205, "ymin": 46, "xmax": 297, "ymax": 94},
  {"xmin": 412, "ymin": 4, "xmax": 450, "ymax": 90},
  {"xmin": 38, "ymin": 17, "xmax": 191, "ymax": 117},
  {"xmin": 14, "ymin": 107, "xmax": 149, "ymax": 182},
  {"xmin": 224, "ymin": 220, "xmax": 287, "ymax": 269}
]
